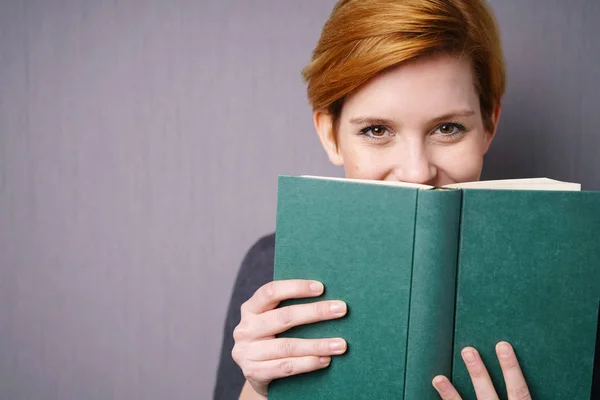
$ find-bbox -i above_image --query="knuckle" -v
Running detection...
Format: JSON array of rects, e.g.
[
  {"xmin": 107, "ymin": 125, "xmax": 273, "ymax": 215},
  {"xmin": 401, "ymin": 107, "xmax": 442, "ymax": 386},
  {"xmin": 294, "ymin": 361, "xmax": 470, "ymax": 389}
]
[
  {"xmin": 503, "ymin": 357, "xmax": 519, "ymax": 369},
  {"xmin": 277, "ymin": 307, "xmax": 294, "ymax": 328},
  {"xmin": 278, "ymin": 339, "xmax": 296, "ymax": 357},
  {"xmin": 316, "ymin": 302, "xmax": 330, "ymax": 319},
  {"xmin": 278, "ymin": 359, "xmax": 294, "ymax": 375},
  {"xmin": 314, "ymin": 340, "xmax": 327, "ymax": 354},
  {"xmin": 262, "ymin": 281, "xmax": 277, "ymax": 301},
  {"xmin": 233, "ymin": 321, "xmax": 249, "ymax": 341},
  {"xmin": 231, "ymin": 345, "xmax": 244, "ymax": 363},
  {"xmin": 242, "ymin": 365, "xmax": 257, "ymax": 381},
  {"xmin": 510, "ymin": 386, "xmax": 531, "ymax": 400},
  {"xmin": 469, "ymin": 364, "xmax": 485, "ymax": 378}
]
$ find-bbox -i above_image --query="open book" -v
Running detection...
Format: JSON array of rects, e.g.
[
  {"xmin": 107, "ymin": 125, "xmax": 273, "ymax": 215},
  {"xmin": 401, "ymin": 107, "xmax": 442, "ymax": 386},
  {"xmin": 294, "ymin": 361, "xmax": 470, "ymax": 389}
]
[
  {"xmin": 270, "ymin": 175, "xmax": 598, "ymax": 400},
  {"xmin": 301, "ymin": 175, "xmax": 582, "ymax": 191}
]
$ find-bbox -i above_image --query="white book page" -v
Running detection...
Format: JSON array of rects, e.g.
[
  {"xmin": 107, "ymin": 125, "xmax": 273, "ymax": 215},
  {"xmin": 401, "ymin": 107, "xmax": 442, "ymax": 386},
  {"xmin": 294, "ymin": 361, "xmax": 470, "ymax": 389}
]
[
  {"xmin": 444, "ymin": 178, "xmax": 581, "ymax": 191},
  {"xmin": 300, "ymin": 176, "xmax": 581, "ymax": 191},
  {"xmin": 300, "ymin": 175, "xmax": 433, "ymax": 189}
]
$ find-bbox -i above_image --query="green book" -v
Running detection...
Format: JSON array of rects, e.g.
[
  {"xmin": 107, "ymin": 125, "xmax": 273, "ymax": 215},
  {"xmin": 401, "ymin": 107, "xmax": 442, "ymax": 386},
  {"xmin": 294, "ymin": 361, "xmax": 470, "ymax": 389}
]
[{"xmin": 270, "ymin": 175, "xmax": 599, "ymax": 400}]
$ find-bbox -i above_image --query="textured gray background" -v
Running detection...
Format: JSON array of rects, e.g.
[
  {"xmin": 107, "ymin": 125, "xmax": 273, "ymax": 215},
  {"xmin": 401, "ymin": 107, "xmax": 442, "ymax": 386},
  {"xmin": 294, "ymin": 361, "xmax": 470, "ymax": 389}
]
[{"xmin": 0, "ymin": 1, "xmax": 598, "ymax": 399}]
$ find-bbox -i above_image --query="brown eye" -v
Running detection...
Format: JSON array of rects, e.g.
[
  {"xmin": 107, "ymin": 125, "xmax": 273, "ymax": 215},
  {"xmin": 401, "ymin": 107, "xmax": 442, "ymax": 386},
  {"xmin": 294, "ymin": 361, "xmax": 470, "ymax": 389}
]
[
  {"xmin": 433, "ymin": 123, "xmax": 466, "ymax": 139},
  {"xmin": 360, "ymin": 125, "xmax": 389, "ymax": 138},
  {"xmin": 369, "ymin": 126, "xmax": 385, "ymax": 137},
  {"xmin": 439, "ymin": 124, "xmax": 454, "ymax": 134},
  {"xmin": 371, "ymin": 126, "xmax": 385, "ymax": 136}
]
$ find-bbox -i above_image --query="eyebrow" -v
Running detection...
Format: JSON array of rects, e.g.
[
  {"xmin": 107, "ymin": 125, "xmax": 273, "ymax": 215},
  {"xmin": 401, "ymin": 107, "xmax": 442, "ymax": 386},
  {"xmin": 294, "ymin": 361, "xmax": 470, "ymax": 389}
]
[
  {"xmin": 348, "ymin": 117, "xmax": 396, "ymax": 126},
  {"xmin": 430, "ymin": 110, "xmax": 476, "ymax": 123},
  {"xmin": 348, "ymin": 110, "xmax": 476, "ymax": 126}
]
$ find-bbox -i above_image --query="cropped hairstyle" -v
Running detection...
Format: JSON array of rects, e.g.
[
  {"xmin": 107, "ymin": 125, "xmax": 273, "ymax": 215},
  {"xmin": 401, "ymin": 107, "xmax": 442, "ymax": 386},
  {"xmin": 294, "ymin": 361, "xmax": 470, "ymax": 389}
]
[{"xmin": 303, "ymin": 0, "xmax": 506, "ymax": 140}]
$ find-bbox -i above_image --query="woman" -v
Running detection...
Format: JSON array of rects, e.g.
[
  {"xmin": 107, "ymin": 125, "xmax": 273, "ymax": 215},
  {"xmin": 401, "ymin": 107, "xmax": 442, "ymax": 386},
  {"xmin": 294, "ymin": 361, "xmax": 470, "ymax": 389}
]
[{"xmin": 214, "ymin": 0, "xmax": 531, "ymax": 399}]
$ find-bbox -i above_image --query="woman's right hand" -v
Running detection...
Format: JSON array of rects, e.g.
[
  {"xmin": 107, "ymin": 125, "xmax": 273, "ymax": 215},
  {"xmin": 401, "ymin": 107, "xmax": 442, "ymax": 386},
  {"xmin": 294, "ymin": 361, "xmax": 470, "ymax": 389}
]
[{"xmin": 232, "ymin": 279, "xmax": 348, "ymax": 398}]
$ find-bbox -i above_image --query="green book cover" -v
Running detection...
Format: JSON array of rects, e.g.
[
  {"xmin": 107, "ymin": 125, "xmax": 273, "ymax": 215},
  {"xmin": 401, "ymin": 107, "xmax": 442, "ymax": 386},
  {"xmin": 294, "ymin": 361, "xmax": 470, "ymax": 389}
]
[{"xmin": 270, "ymin": 175, "xmax": 599, "ymax": 400}]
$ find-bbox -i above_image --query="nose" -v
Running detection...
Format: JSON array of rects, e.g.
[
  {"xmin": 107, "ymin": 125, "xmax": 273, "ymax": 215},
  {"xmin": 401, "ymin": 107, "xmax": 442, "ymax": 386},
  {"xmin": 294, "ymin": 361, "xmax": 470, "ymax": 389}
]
[{"xmin": 391, "ymin": 138, "xmax": 437, "ymax": 185}]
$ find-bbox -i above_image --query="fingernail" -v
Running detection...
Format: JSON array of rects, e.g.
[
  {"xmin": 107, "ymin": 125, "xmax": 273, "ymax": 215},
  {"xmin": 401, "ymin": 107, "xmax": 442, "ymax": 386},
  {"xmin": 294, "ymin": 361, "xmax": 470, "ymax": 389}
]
[
  {"xmin": 319, "ymin": 356, "xmax": 331, "ymax": 365},
  {"xmin": 462, "ymin": 348, "xmax": 477, "ymax": 364},
  {"xmin": 432, "ymin": 376, "xmax": 451, "ymax": 394},
  {"xmin": 329, "ymin": 339, "xmax": 346, "ymax": 353},
  {"xmin": 329, "ymin": 301, "xmax": 347, "ymax": 315},
  {"xmin": 310, "ymin": 281, "xmax": 324, "ymax": 293},
  {"xmin": 497, "ymin": 341, "xmax": 512, "ymax": 357}
]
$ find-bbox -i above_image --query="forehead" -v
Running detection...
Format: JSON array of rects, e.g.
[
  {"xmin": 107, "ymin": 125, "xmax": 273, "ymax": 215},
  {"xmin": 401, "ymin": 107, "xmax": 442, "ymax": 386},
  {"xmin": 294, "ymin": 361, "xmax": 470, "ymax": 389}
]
[{"xmin": 341, "ymin": 54, "xmax": 480, "ymax": 120}]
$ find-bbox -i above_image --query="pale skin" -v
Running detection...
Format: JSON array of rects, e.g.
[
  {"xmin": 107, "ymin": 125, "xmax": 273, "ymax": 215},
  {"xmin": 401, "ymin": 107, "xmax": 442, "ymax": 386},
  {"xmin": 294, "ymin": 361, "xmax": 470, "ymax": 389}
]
[{"xmin": 234, "ymin": 54, "xmax": 531, "ymax": 400}]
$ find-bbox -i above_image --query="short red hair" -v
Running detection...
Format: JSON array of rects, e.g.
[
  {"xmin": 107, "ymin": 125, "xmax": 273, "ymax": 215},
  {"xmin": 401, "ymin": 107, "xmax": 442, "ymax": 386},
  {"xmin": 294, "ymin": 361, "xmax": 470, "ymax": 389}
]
[{"xmin": 303, "ymin": 0, "xmax": 506, "ymax": 136}]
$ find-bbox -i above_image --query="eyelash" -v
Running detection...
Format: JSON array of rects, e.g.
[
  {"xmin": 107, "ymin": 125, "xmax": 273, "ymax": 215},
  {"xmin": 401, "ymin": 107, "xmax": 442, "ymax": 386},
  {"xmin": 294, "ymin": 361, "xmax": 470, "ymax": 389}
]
[
  {"xmin": 435, "ymin": 122, "xmax": 467, "ymax": 139},
  {"xmin": 358, "ymin": 125, "xmax": 391, "ymax": 140},
  {"xmin": 358, "ymin": 122, "xmax": 467, "ymax": 141}
]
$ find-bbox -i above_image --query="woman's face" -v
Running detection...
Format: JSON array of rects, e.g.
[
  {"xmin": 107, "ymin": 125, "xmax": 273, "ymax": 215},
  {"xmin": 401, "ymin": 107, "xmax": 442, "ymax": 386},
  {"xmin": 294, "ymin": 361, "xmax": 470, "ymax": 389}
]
[{"xmin": 315, "ymin": 53, "xmax": 499, "ymax": 186}]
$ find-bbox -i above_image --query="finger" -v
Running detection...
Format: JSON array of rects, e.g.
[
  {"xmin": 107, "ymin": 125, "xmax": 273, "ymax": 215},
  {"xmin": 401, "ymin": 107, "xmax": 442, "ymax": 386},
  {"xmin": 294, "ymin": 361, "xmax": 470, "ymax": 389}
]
[
  {"xmin": 432, "ymin": 375, "xmax": 462, "ymax": 400},
  {"xmin": 243, "ymin": 356, "xmax": 331, "ymax": 383},
  {"xmin": 255, "ymin": 300, "xmax": 347, "ymax": 337},
  {"xmin": 461, "ymin": 347, "xmax": 499, "ymax": 400},
  {"xmin": 242, "ymin": 280, "xmax": 324, "ymax": 314},
  {"xmin": 496, "ymin": 342, "xmax": 531, "ymax": 400},
  {"xmin": 247, "ymin": 337, "xmax": 347, "ymax": 361}
]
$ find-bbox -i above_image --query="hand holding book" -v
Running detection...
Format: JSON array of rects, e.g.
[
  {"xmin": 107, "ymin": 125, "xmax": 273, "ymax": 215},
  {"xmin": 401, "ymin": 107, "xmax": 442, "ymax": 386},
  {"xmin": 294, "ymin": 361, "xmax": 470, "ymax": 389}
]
[
  {"xmin": 265, "ymin": 176, "xmax": 598, "ymax": 400},
  {"xmin": 233, "ymin": 278, "xmax": 532, "ymax": 400},
  {"xmin": 232, "ymin": 279, "xmax": 348, "ymax": 398},
  {"xmin": 433, "ymin": 342, "xmax": 530, "ymax": 399}
]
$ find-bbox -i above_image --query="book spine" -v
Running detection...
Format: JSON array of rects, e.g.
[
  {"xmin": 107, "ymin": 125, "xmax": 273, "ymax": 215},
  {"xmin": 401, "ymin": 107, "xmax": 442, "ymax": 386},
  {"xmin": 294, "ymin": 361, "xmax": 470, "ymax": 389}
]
[{"xmin": 403, "ymin": 189, "xmax": 462, "ymax": 399}]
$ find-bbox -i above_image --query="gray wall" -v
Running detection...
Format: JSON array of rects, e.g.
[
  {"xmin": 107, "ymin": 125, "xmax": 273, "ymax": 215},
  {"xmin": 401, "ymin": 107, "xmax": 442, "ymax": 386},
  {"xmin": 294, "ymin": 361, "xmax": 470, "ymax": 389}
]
[
  {"xmin": 0, "ymin": 1, "xmax": 598, "ymax": 399},
  {"xmin": 484, "ymin": 0, "xmax": 600, "ymax": 185}
]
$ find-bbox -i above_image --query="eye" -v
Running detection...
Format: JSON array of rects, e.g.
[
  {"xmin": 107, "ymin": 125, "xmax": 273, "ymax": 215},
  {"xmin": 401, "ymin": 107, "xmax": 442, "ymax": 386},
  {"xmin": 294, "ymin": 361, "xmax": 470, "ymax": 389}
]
[
  {"xmin": 434, "ymin": 122, "xmax": 466, "ymax": 137},
  {"xmin": 360, "ymin": 125, "xmax": 389, "ymax": 138}
]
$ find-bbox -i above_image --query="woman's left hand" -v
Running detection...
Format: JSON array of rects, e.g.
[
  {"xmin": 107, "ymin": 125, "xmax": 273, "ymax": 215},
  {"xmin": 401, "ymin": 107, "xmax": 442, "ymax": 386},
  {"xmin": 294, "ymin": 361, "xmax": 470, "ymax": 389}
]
[{"xmin": 432, "ymin": 341, "xmax": 531, "ymax": 400}]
